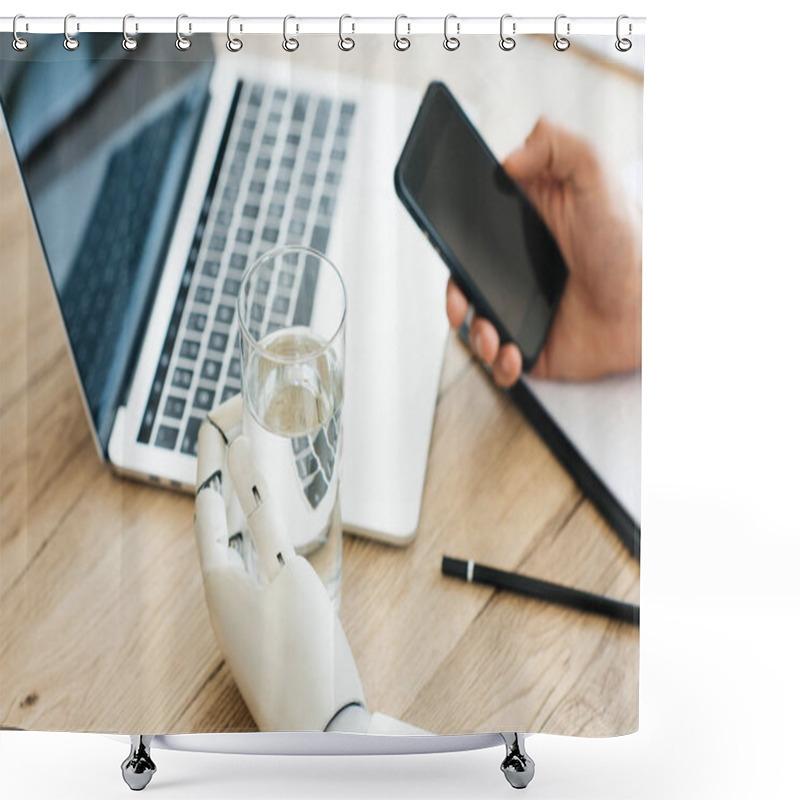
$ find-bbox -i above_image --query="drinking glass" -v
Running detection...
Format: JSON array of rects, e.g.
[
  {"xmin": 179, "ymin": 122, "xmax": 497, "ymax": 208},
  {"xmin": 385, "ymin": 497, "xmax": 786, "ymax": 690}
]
[{"xmin": 237, "ymin": 246, "xmax": 346, "ymax": 610}]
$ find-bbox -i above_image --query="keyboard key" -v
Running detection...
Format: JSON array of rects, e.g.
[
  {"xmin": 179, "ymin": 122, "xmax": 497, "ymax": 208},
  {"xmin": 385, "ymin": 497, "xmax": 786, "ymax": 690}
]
[
  {"xmin": 195, "ymin": 285, "xmax": 214, "ymax": 304},
  {"xmin": 194, "ymin": 387, "xmax": 215, "ymax": 411},
  {"xmin": 297, "ymin": 452, "xmax": 319, "ymax": 479},
  {"xmin": 292, "ymin": 435, "xmax": 309, "ymax": 455},
  {"xmin": 230, "ymin": 253, "xmax": 248, "ymax": 270},
  {"xmin": 208, "ymin": 331, "xmax": 229, "ymax": 352},
  {"xmin": 223, "ymin": 277, "xmax": 241, "ymax": 296},
  {"xmin": 155, "ymin": 425, "xmax": 179, "ymax": 450},
  {"xmin": 180, "ymin": 339, "xmax": 200, "ymax": 360},
  {"xmin": 291, "ymin": 95, "xmax": 309, "ymax": 122},
  {"xmin": 305, "ymin": 471, "xmax": 328, "ymax": 508},
  {"xmin": 310, "ymin": 225, "xmax": 329, "ymax": 253},
  {"xmin": 272, "ymin": 295, "xmax": 290, "ymax": 315},
  {"xmin": 201, "ymin": 359, "xmax": 222, "ymax": 381},
  {"xmin": 181, "ymin": 417, "xmax": 203, "ymax": 455},
  {"xmin": 164, "ymin": 396, "xmax": 186, "ymax": 419},
  {"xmin": 202, "ymin": 260, "xmax": 220, "ymax": 278},
  {"xmin": 216, "ymin": 304, "xmax": 235, "ymax": 324},
  {"xmin": 314, "ymin": 427, "xmax": 335, "ymax": 481},
  {"xmin": 172, "ymin": 368, "xmax": 193, "ymax": 389},
  {"xmin": 312, "ymin": 99, "xmax": 331, "ymax": 137},
  {"xmin": 221, "ymin": 385, "xmax": 239, "ymax": 402},
  {"xmin": 187, "ymin": 313, "xmax": 207, "ymax": 332},
  {"xmin": 209, "ymin": 233, "xmax": 227, "ymax": 251}
]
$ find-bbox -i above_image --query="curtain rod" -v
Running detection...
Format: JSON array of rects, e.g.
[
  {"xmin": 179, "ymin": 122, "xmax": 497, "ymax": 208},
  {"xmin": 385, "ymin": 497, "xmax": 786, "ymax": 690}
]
[{"xmin": 0, "ymin": 16, "xmax": 646, "ymax": 37}]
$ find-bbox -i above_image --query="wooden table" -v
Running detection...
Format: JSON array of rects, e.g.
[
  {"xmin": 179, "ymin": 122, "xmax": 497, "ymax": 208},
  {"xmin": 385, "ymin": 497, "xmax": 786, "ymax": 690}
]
[{"xmin": 0, "ymin": 34, "xmax": 640, "ymax": 736}]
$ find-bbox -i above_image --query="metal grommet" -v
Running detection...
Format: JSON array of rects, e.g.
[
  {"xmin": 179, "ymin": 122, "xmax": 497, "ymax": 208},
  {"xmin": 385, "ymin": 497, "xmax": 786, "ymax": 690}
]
[
  {"xmin": 12, "ymin": 15, "xmax": 29, "ymax": 51},
  {"xmin": 338, "ymin": 14, "xmax": 355, "ymax": 51},
  {"xmin": 553, "ymin": 14, "xmax": 570, "ymax": 51},
  {"xmin": 394, "ymin": 14, "xmax": 410, "ymax": 51},
  {"xmin": 176, "ymin": 13, "xmax": 191, "ymax": 51},
  {"xmin": 63, "ymin": 13, "xmax": 79, "ymax": 51},
  {"xmin": 282, "ymin": 15, "xmax": 299, "ymax": 52},
  {"xmin": 443, "ymin": 14, "xmax": 460, "ymax": 51},
  {"xmin": 122, "ymin": 14, "xmax": 138, "ymax": 51},
  {"xmin": 499, "ymin": 13, "xmax": 516, "ymax": 51},
  {"xmin": 615, "ymin": 14, "xmax": 632, "ymax": 52},
  {"xmin": 226, "ymin": 15, "xmax": 243, "ymax": 52}
]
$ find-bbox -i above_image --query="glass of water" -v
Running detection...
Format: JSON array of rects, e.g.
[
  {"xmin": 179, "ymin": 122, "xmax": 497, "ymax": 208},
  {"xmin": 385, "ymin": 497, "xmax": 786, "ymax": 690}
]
[{"xmin": 237, "ymin": 246, "xmax": 346, "ymax": 611}]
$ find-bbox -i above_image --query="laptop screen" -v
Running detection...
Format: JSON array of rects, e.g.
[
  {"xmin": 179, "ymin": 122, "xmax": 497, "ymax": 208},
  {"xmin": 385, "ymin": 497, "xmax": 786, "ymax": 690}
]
[{"xmin": 0, "ymin": 34, "xmax": 213, "ymax": 451}]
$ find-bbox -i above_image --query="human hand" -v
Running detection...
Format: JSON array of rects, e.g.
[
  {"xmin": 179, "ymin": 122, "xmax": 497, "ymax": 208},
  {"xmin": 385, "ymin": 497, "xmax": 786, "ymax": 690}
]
[
  {"xmin": 446, "ymin": 117, "xmax": 642, "ymax": 385},
  {"xmin": 194, "ymin": 395, "xmax": 365, "ymax": 732}
]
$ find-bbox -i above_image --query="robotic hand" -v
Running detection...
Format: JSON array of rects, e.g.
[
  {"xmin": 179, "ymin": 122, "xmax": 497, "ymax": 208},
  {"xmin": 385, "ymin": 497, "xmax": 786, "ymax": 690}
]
[{"xmin": 194, "ymin": 394, "xmax": 425, "ymax": 735}]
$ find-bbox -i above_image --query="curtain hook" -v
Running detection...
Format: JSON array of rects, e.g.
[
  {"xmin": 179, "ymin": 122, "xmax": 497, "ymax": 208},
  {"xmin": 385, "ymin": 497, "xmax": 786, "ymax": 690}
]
[
  {"xmin": 227, "ymin": 15, "xmax": 243, "ymax": 52},
  {"xmin": 499, "ymin": 14, "xmax": 516, "ymax": 51},
  {"xmin": 282, "ymin": 15, "xmax": 299, "ymax": 52},
  {"xmin": 553, "ymin": 14, "xmax": 570, "ymax": 51},
  {"xmin": 615, "ymin": 15, "xmax": 632, "ymax": 52},
  {"xmin": 394, "ymin": 14, "xmax": 410, "ymax": 51},
  {"xmin": 122, "ymin": 14, "xmax": 138, "ymax": 51},
  {"xmin": 12, "ymin": 15, "xmax": 29, "ymax": 51},
  {"xmin": 443, "ymin": 14, "xmax": 460, "ymax": 51},
  {"xmin": 176, "ymin": 14, "xmax": 191, "ymax": 51},
  {"xmin": 64, "ymin": 13, "xmax": 79, "ymax": 51},
  {"xmin": 338, "ymin": 14, "xmax": 355, "ymax": 51}
]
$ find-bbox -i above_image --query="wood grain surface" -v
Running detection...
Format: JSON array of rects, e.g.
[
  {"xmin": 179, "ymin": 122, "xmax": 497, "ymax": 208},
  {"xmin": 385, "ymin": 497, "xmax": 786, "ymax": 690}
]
[{"xmin": 0, "ymin": 34, "xmax": 640, "ymax": 736}]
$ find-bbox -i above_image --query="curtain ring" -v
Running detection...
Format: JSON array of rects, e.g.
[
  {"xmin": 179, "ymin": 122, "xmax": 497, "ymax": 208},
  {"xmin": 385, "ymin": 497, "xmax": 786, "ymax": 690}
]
[
  {"xmin": 226, "ymin": 15, "xmax": 243, "ymax": 52},
  {"xmin": 443, "ymin": 14, "xmax": 460, "ymax": 51},
  {"xmin": 499, "ymin": 14, "xmax": 516, "ymax": 51},
  {"xmin": 553, "ymin": 14, "xmax": 570, "ymax": 51},
  {"xmin": 176, "ymin": 14, "xmax": 191, "ymax": 51},
  {"xmin": 282, "ymin": 15, "xmax": 299, "ymax": 52},
  {"xmin": 63, "ymin": 13, "xmax": 79, "ymax": 51},
  {"xmin": 12, "ymin": 15, "xmax": 29, "ymax": 51},
  {"xmin": 615, "ymin": 15, "xmax": 632, "ymax": 52},
  {"xmin": 122, "ymin": 14, "xmax": 138, "ymax": 51},
  {"xmin": 394, "ymin": 14, "xmax": 410, "ymax": 51},
  {"xmin": 338, "ymin": 14, "xmax": 355, "ymax": 51}
]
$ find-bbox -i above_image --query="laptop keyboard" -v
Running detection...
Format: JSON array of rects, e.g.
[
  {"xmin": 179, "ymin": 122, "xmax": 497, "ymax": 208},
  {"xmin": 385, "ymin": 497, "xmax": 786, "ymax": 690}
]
[
  {"xmin": 60, "ymin": 101, "xmax": 186, "ymax": 419},
  {"xmin": 136, "ymin": 81, "xmax": 356, "ymax": 457}
]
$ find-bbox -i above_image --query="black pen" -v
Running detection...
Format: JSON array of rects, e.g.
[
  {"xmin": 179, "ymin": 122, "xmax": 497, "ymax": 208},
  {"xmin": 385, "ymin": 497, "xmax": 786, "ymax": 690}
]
[{"xmin": 442, "ymin": 556, "xmax": 639, "ymax": 626}]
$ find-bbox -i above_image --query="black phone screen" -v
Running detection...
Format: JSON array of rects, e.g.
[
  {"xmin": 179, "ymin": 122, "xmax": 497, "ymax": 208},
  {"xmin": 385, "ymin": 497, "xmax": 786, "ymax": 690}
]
[{"xmin": 396, "ymin": 83, "xmax": 567, "ymax": 364}]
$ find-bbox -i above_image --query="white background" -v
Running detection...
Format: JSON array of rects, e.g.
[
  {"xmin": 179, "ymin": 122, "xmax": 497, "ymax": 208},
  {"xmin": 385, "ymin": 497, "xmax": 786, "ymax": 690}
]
[{"xmin": 2, "ymin": 0, "xmax": 799, "ymax": 798}]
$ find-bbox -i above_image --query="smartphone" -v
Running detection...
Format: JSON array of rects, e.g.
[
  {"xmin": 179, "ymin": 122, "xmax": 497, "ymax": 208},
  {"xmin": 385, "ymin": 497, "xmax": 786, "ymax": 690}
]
[{"xmin": 395, "ymin": 82, "xmax": 568, "ymax": 371}]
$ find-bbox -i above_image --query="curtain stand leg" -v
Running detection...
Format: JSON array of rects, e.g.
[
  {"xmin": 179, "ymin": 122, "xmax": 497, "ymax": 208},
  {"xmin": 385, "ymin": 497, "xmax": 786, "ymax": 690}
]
[
  {"xmin": 121, "ymin": 735, "xmax": 156, "ymax": 791},
  {"xmin": 500, "ymin": 732, "xmax": 535, "ymax": 789}
]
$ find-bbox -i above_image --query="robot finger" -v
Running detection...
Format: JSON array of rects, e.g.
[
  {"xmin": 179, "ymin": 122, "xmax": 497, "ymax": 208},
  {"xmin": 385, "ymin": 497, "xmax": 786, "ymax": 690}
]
[{"xmin": 227, "ymin": 435, "xmax": 296, "ymax": 583}]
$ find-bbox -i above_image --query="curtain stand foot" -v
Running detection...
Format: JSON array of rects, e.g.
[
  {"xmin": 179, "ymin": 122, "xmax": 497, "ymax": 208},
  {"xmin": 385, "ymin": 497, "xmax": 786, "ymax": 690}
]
[{"xmin": 500, "ymin": 733, "xmax": 535, "ymax": 789}]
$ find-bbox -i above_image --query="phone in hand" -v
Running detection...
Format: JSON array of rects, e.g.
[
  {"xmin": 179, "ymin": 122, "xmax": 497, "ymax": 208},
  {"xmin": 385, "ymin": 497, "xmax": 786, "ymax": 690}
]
[{"xmin": 395, "ymin": 81, "xmax": 568, "ymax": 372}]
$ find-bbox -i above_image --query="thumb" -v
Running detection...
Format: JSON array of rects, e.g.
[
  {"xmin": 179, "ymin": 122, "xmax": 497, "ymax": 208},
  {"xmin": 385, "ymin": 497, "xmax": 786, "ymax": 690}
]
[{"xmin": 504, "ymin": 116, "xmax": 599, "ymax": 186}]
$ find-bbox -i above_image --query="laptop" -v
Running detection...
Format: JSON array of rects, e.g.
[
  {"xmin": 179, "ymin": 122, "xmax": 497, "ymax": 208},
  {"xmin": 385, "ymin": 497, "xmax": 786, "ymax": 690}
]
[{"xmin": 0, "ymin": 33, "xmax": 448, "ymax": 545}]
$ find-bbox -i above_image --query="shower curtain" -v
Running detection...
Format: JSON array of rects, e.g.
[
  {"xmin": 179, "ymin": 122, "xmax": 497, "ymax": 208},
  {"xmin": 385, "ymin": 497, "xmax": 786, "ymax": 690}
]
[{"xmin": 0, "ymin": 22, "xmax": 642, "ymax": 741}]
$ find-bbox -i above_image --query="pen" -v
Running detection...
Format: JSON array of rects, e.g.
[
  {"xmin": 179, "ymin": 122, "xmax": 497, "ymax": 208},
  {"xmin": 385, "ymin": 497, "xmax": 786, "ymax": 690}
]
[{"xmin": 441, "ymin": 556, "xmax": 639, "ymax": 626}]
